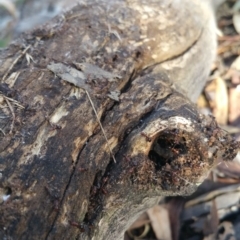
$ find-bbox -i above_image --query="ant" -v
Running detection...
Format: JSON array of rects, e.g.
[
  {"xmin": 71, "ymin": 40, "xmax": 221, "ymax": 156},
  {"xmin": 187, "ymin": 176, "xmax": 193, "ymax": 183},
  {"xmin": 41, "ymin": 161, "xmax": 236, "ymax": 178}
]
[
  {"xmin": 44, "ymin": 186, "xmax": 60, "ymax": 212},
  {"xmin": 68, "ymin": 220, "xmax": 85, "ymax": 232},
  {"xmin": 141, "ymin": 132, "xmax": 152, "ymax": 142},
  {"xmin": 100, "ymin": 176, "xmax": 109, "ymax": 195},
  {"xmin": 78, "ymin": 167, "xmax": 88, "ymax": 172}
]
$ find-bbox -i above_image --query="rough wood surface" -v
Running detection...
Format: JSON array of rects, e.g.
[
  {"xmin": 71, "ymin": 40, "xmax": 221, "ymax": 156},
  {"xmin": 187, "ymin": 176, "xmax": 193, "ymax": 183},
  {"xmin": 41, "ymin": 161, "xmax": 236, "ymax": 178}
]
[{"xmin": 0, "ymin": 0, "xmax": 238, "ymax": 239}]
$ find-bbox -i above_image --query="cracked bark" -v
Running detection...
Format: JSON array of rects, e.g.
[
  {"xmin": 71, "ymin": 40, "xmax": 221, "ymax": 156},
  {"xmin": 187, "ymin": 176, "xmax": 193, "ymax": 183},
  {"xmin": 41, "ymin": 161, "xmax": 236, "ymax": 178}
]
[{"xmin": 0, "ymin": 0, "xmax": 238, "ymax": 239}]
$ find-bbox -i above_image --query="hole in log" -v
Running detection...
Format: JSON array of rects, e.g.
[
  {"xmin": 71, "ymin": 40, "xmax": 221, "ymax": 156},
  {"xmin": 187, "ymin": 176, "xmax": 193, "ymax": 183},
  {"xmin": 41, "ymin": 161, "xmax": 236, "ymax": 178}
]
[
  {"xmin": 148, "ymin": 129, "xmax": 188, "ymax": 171},
  {"xmin": 140, "ymin": 128, "xmax": 210, "ymax": 190},
  {"xmin": 5, "ymin": 187, "xmax": 12, "ymax": 195},
  {"xmin": 0, "ymin": 186, "xmax": 12, "ymax": 203}
]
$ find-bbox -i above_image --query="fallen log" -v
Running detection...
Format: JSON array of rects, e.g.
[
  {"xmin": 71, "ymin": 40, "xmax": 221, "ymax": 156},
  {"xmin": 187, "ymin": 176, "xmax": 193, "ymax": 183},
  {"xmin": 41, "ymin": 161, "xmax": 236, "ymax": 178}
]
[{"xmin": 0, "ymin": 0, "xmax": 239, "ymax": 239}]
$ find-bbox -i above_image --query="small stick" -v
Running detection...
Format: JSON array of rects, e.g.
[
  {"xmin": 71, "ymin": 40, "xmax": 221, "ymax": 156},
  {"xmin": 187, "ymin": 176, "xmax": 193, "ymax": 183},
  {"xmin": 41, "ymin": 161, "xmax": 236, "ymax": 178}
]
[
  {"xmin": 0, "ymin": 128, "xmax": 5, "ymax": 136},
  {"xmin": 1, "ymin": 94, "xmax": 25, "ymax": 109},
  {"xmin": 85, "ymin": 90, "xmax": 116, "ymax": 163},
  {"xmin": 171, "ymin": 172, "xmax": 194, "ymax": 186},
  {"xmin": 2, "ymin": 45, "xmax": 31, "ymax": 82},
  {"xmin": 5, "ymin": 98, "xmax": 15, "ymax": 134}
]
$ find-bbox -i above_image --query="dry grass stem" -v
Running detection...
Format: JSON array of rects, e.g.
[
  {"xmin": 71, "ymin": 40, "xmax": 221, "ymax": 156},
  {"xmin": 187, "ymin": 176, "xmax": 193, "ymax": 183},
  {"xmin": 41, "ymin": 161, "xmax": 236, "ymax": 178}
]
[
  {"xmin": 4, "ymin": 97, "xmax": 15, "ymax": 134},
  {"xmin": 2, "ymin": 45, "xmax": 31, "ymax": 82},
  {"xmin": 85, "ymin": 89, "xmax": 116, "ymax": 163}
]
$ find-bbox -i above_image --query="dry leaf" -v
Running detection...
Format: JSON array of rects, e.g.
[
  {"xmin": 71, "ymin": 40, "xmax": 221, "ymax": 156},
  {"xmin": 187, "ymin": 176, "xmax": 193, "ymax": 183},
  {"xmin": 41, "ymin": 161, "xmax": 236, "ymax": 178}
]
[
  {"xmin": 167, "ymin": 197, "xmax": 186, "ymax": 240},
  {"xmin": 0, "ymin": 0, "xmax": 17, "ymax": 18},
  {"xmin": 233, "ymin": 0, "xmax": 240, "ymax": 34},
  {"xmin": 203, "ymin": 199, "xmax": 219, "ymax": 236},
  {"xmin": 233, "ymin": 12, "xmax": 240, "ymax": 34},
  {"xmin": 147, "ymin": 205, "xmax": 172, "ymax": 240},
  {"xmin": 216, "ymin": 222, "xmax": 236, "ymax": 240},
  {"xmin": 127, "ymin": 212, "xmax": 150, "ymax": 231},
  {"xmin": 214, "ymin": 77, "xmax": 228, "ymax": 125}
]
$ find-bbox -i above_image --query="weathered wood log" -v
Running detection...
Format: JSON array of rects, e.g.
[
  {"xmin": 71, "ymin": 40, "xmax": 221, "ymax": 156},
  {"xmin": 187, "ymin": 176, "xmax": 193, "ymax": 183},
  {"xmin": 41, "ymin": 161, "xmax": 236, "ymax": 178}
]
[{"xmin": 0, "ymin": 0, "xmax": 239, "ymax": 239}]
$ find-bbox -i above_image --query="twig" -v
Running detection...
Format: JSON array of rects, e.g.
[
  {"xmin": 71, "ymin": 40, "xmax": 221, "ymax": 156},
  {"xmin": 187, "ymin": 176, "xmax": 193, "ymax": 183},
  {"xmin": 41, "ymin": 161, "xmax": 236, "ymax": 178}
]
[
  {"xmin": 0, "ymin": 128, "xmax": 5, "ymax": 136},
  {"xmin": 174, "ymin": 173, "xmax": 195, "ymax": 186},
  {"xmin": 1, "ymin": 94, "xmax": 25, "ymax": 109},
  {"xmin": 2, "ymin": 45, "xmax": 31, "ymax": 82},
  {"xmin": 85, "ymin": 90, "xmax": 116, "ymax": 163},
  {"xmin": 5, "ymin": 98, "xmax": 15, "ymax": 134},
  {"xmin": 218, "ymin": 35, "xmax": 240, "ymax": 41}
]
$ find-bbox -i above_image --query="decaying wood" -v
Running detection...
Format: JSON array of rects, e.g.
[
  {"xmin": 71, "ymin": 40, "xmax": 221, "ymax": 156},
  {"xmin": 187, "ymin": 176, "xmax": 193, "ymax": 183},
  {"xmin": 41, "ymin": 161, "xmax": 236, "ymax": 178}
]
[{"xmin": 0, "ymin": 0, "xmax": 239, "ymax": 239}]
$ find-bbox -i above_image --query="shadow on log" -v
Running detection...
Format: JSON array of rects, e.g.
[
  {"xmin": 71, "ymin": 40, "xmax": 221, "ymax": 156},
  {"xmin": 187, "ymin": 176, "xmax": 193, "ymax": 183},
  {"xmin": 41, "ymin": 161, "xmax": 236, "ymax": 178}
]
[{"xmin": 0, "ymin": 0, "xmax": 239, "ymax": 239}]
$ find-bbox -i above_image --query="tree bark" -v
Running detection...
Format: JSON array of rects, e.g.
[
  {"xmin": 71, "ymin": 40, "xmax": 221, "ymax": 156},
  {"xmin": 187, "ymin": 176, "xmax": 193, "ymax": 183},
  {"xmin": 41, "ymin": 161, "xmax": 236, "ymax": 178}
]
[{"xmin": 0, "ymin": 0, "xmax": 238, "ymax": 239}]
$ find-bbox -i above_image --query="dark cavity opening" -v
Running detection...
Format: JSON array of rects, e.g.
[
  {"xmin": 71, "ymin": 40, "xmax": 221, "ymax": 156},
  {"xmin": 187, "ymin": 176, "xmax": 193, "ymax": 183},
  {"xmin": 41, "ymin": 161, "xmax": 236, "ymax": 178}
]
[
  {"xmin": 148, "ymin": 129, "xmax": 187, "ymax": 171},
  {"xmin": 5, "ymin": 186, "xmax": 12, "ymax": 195}
]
